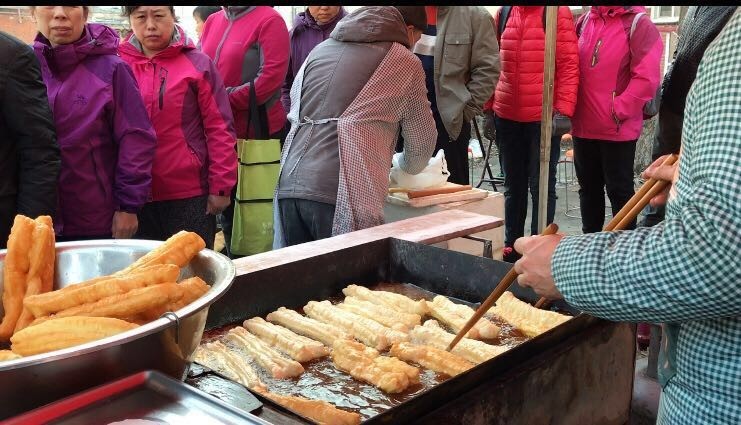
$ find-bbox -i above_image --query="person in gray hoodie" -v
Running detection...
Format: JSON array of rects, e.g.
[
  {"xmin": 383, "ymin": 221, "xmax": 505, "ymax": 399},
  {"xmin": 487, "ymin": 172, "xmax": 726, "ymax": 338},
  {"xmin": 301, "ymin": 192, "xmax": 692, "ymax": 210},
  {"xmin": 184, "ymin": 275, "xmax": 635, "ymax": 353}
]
[{"xmin": 274, "ymin": 6, "xmax": 436, "ymax": 247}]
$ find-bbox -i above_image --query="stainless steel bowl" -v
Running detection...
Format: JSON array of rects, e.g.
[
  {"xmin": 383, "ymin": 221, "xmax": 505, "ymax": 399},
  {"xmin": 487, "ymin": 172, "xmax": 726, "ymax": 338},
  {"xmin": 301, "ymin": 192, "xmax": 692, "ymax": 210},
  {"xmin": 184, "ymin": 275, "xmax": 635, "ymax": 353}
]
[{"xmin": 0, "ymin": 239, "xmax": 236, "ymax": 419}]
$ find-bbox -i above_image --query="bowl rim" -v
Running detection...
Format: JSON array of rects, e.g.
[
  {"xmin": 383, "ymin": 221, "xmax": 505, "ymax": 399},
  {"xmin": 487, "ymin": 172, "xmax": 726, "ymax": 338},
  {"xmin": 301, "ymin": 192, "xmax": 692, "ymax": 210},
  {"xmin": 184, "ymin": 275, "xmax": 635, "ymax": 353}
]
[{"xmin": 0, "ymin": 238, "xmax": 236, "ymax": 370}]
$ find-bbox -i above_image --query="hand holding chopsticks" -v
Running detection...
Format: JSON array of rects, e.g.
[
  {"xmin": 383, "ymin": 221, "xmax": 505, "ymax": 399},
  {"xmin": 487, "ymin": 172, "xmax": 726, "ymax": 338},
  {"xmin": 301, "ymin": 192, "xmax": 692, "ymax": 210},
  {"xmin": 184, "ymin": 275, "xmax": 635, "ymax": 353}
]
[
  {"xmin": 533, "ymin": 153, "xmax": 679, "ymax": 309},
  {"xmin": 446, "ymin": 223, "xmax": 560, "ymax": 352}
]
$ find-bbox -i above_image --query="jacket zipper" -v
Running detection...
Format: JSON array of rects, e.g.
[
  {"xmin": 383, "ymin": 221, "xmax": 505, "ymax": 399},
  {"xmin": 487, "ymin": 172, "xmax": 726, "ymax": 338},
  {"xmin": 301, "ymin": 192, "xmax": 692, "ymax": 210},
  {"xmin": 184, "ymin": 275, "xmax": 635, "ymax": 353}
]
[
  {"xmin": 88, "ymin": 139, "xmax": 108, "ymax": 199},
  {"xmin": 158, "ymin": 67, "xmax": 167, "ymax": 110},
  {"xmin": 612, "ymin": 90, "xmax": 621, "ymax": 132},
  {"xmin": 213, "ymin": 19, "xmax": 234, "ymax": 65},
  {"xmin": 591, "ymin": 39, "xmax": 602, "ymax": 67}
]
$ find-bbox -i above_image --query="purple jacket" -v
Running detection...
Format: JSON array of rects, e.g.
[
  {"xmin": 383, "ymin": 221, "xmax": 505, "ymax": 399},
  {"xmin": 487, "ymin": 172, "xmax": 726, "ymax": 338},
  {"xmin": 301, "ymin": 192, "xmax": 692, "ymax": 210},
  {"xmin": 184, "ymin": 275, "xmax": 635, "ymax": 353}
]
[
  {"xmin": 281, "ymin": 8, "xmax": 346, "ymax": 113},
  {"xmin": 33, "ymin": 24, "xmax": 156, "ymax": 237}
]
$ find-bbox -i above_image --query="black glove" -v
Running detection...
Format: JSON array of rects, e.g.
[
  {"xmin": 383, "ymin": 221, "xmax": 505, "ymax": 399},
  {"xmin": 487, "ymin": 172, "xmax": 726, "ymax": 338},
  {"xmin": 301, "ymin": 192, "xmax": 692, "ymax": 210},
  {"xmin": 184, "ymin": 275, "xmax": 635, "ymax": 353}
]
[
  {"xmin": 552, "ymin": 112, "xmax": 572, "ymax": 139},
  {"xmin": 484, "ymin": 110, "xmax": 496, "ymax": 141}
]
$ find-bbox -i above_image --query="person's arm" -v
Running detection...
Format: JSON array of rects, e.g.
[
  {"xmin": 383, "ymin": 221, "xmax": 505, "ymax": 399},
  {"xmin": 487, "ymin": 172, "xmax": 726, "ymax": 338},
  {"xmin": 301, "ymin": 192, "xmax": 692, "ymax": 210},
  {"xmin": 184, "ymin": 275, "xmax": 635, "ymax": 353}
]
[
  {"xmin": 553, "ymin": 6, "xmax": 579, "ymax": 117},
  {"xmin": 398, "ymin": 58, "xmax": 437, "ymax": 175},
  {"xmin": 462, "ymin": 7, "xmax": 500, "ymax": 123},
  {"xmin": 281, "ymin": 52, "xmax": 295, "ymax": 116},
  {"xmin": 3, "ymin": 42, "xmax": 60, "ymax": 218},
  {"xmin": 226, "ymin": 16, "xmax": 290, "ymax": 112},
  {"xmin": 198, "ymin": 58, "xmax": 238, "ymax": 203},
  {"xmin": 552, "ymin": 72, "xmax": 741, "ymax": 323},
  {"xmin": 110, "ymin": 62, "xmax": 157, "ymax": 216},
  {"xmin": 612, "ymin": 15, "xmax": 663, "ymax": 121}
]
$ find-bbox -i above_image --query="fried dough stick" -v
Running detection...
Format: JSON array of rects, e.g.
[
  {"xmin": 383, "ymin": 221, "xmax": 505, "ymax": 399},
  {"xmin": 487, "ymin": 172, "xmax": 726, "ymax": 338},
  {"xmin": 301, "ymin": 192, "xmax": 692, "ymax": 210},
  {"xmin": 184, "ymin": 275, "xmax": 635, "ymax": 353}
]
[
  {"xmin": 10, "ymin": 316, "xmax": 138, "ymax": 356},
  {"xmin": 486, "ymin": 291, "xmax": 571, "ymax": 337},
  {"xmin": 304, "ymin": 300, "xmax": 408, "ymax": 351},
  {"xmin": 337, "ymin": 296, "xmax": 421, "ymax": 332},
  {"xmin": 427, "ymin": 295, "xmax": 500, "ymax": 340},
  {"xmin": 342, "ymin": 284, "xmax": 427, "ymax": 316},
  {"xmin": 225, "ymin": 327, "xmax": 304, "ymax": 379},
  {"xmin": 194, "ymin": 341, "xmax": 266, "ymax": 391},
  {"xmin": 331, "ymin": 339, "xmax": 418, "ymax": 394},
  {"xmin": 409, "ymin": 320, "xmax": 509, "ymax": 365},
  {"xmin": 266, "ymin": 307, "xmax": 351, "ymax": 347},
  {"xmin": 31, "ymin": 283, "xmax": 183, "ymax": 325},
  {"xmin": 254, "ymin": 388, "xmax": 361, "ymax": 425},
  {"xmin": 139, "ymin": 277, "xmax": 211, "ymax": 322},
  {"xmin": 14, "ymin": 216, "xmax": 55, "ymax": 332},
  {"xmin": 389, "ymin": 342, "xmax": 474, "ymax": 377},
  {"xmin": 243, "ymin": 317, "xmax": 329, "ymax": 362},
  {"xmin": 116, "ymin": 230, "xmax": 205, "ymax": 275},
  {"xmin": 24, "ymin": 264, "xmax": 180, "ymax": 318},
  {"xmin": 0, "ymin": 215, "xmax": 35, "ymax": 340}
]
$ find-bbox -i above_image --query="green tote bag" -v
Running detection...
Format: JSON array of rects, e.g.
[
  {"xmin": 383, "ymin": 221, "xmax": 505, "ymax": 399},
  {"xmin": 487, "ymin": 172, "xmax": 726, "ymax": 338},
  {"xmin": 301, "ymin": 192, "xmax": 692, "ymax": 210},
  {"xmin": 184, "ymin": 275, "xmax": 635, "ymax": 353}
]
[{"xmin": 230, "ymin": 81, "xmax": 281, "ymax": 256}]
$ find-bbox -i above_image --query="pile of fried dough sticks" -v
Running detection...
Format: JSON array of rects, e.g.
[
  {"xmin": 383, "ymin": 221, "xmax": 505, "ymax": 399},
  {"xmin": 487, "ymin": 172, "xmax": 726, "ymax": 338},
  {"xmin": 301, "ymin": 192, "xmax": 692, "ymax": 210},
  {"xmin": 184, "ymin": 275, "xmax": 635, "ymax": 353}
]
[{"xmin": 0, "ymin": 214, "xmax": 210, "ymax": 361}]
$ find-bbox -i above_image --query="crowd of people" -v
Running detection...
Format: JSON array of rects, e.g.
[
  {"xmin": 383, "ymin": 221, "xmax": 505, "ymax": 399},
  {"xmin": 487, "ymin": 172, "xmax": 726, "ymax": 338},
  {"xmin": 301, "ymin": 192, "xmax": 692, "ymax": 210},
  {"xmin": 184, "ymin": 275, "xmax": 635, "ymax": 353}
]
[{"xmin": 0, "ymin": 7, "xmax": 739, "ymax": 423}]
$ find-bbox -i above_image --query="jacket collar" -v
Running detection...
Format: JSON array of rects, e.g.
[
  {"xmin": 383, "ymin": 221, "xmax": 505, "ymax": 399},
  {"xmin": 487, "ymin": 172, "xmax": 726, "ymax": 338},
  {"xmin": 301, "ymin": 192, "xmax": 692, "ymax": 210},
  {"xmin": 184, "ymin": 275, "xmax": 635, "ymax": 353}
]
[
  {"xmin": 224, "ymin": 6, "xmax": 256, "ymax": 21},
  {"xmin": 120, "ymin": 25, "xmax": 194, "ymax": 61},
  {"xmin": 34, "ymin": 23, "xmax": 119, "ymax": 75},
  {"xmin": 593, "ymin": 6, "xmax": 644, "ymax": 18}
]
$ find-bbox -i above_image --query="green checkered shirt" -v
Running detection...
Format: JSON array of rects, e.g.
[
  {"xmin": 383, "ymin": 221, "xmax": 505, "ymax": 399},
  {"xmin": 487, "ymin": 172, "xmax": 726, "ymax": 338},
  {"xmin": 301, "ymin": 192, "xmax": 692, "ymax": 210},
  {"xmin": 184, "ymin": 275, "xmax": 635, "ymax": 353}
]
[{"xmin": 552, "ymin": 10, "xmax": 741, "ymax": 425}]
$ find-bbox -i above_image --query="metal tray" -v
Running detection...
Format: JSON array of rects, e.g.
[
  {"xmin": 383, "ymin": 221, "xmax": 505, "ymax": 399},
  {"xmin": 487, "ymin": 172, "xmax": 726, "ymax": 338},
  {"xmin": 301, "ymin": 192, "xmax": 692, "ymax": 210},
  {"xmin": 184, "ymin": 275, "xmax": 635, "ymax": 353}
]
[
  {"xmin": 198, "ymin": 238, "xmax": 635, "ymax": 424},
  {"xmin": 0, "ymin": 239, "xmax": 236, "ymax": 419},
  {"xmin": 3, "ymin": 370, "xmax": 267, "ymax": 425}
]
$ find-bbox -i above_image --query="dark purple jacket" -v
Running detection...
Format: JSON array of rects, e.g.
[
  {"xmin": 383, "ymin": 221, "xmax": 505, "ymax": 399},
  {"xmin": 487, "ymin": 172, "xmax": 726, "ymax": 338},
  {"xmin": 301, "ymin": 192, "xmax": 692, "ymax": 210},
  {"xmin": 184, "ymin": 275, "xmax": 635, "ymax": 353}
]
[
  {"xmin": 281, "ymin": 8, "xmax": 346, "ymax": 113},
  {"xmin": 33, "ymin": 24, "xmax": 156, "ymax": 237}
]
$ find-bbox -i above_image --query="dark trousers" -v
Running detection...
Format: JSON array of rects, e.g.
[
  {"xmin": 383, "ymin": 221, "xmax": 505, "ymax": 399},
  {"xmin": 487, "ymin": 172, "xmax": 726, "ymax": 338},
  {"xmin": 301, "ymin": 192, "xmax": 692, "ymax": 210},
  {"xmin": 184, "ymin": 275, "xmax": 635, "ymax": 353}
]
[
  {"xmin": 573, "ymin": 137, "xmax": 637, "ymax": 233},
  {"xmin": 278, "ymin": 198, "xmax": 335, "ymax": 247},
  {"xmin": 434, "ymin": 115, "xmax": 471, "ymax": 185},
  {"xmin": 222, "ymin": 126, "xmax": 286, "ymax": 256},
  {"xmin": 495, "ymin": 116, "xmax": 560, "ymax": 247},
  {"xmin": 136, "ymin": 194, "xmax": 216, "ymax": 250}
]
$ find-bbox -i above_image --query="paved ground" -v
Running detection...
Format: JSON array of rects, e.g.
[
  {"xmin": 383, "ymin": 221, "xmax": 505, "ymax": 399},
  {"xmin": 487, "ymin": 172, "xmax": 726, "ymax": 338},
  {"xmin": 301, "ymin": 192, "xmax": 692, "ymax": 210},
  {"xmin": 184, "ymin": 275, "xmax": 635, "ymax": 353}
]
[{"xmin": 468, "ymin": 140, "xmax": 649, "ymax": 237}]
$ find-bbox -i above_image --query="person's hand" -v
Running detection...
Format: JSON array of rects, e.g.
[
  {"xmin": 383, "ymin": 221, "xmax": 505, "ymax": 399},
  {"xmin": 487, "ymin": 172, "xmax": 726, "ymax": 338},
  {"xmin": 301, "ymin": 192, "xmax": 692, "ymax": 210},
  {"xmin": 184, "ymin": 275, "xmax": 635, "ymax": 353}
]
[
  {"xmin": 641, "ymin": 154, "xmax": 679, "ymax": 207},
  {"xmin": 206, "ymin": 195, "xmax": 231, "ymax": 215},
  {"xmin": 513, "ymin": 233, "xmax": 565, "ymax": 300},
  {"xmin": 112, "ymin": 211, "xmax": 138, "ymax": 239}
]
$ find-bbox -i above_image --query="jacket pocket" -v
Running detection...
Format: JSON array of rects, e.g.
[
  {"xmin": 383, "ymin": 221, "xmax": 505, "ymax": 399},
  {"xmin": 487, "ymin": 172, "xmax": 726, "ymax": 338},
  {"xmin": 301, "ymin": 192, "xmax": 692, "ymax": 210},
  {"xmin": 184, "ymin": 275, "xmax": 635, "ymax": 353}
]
[
  {"xmin": 88, "ymin": 139, "xmax": 112, "ymax": 202},
  {"xmin": 443, "ymin": 32, "xmax": 472, "ymax": 60},
  {"xmin": 611, "ymin": 91, "xmax": 622, "ymax": 132}
]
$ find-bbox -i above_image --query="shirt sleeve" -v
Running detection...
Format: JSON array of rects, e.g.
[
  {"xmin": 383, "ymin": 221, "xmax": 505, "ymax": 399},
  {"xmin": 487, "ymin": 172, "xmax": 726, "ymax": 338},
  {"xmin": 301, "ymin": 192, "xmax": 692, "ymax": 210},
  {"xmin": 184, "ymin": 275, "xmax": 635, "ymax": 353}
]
[
  {"xmin": 110, "ymin": 61, "xmax": 157, "ymax": 213},
  {"xmin": 3, "ymin": 42, "xmax": 60, "ymax": 218},
  {"xmin": 398, "ymin": 55, "xmax": 437, "ymax": 175},
  {"xmin": 553, "ymin": 6, "xmax": 579, "ymax": 117},
  {"xmin": 613, "ymin": 15, "xmax": 664, "ymax": 121},
  {"xmin": 226, "ymin": 16, "xmax": 290, "ymax": 112},
  {"xmin": 464, "ymin": 7, "xmax": 500, "ymax": 122}
]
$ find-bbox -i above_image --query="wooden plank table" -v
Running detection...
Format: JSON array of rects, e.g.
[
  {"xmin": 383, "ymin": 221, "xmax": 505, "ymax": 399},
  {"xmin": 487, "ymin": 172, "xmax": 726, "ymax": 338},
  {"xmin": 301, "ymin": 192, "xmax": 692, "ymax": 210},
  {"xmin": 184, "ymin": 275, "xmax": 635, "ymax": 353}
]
[{"xmin": 232, "ymin": 209, "xmax": 503, "ymax": 275}]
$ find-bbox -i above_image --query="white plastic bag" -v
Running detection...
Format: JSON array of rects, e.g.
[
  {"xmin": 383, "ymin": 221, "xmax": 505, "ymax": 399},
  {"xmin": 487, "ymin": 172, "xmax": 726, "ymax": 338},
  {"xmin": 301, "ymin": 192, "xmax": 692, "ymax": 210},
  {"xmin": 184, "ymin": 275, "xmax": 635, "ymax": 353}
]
[{"xmin": 389, "ymin": 149, "xmax": 449, "ymax": 190}]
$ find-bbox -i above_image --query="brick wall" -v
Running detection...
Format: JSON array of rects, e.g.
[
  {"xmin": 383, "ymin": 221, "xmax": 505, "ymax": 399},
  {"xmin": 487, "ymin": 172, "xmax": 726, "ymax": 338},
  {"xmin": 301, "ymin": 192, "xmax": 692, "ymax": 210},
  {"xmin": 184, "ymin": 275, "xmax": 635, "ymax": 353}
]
[{"xmin": 0, "ymin": 14, "xmax": 38, "ymax": 45}]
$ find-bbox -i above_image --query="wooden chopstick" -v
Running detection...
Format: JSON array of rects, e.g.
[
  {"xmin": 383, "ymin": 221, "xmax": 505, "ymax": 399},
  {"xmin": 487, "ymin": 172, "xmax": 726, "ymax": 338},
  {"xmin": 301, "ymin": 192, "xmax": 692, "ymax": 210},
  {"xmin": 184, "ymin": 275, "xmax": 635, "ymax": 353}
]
[
  {"xmin": 446, "ymin": 223, "xmax": 560, "ymax": 352},
  {"xmin": 533, "ymin": 153, "xmax": 679, "ymax": 310}
]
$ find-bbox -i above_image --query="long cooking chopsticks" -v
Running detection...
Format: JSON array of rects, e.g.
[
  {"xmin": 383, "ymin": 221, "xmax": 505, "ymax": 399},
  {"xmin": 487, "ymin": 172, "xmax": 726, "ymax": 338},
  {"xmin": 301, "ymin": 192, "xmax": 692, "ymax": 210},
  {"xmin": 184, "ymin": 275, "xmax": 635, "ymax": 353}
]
[
  {"xmin": 446, "ymin": 223, "xmax": 560, "ymax": 352},
  {"xmin": 532, "ymin": 153, "xmax": 679, "ymax": 309}
]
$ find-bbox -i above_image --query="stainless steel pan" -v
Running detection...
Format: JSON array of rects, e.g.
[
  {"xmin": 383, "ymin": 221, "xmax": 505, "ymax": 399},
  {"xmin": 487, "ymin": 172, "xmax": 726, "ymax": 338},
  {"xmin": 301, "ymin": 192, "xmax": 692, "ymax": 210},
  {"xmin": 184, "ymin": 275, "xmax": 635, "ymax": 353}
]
[{"xmin": 0, "ymin": 239, "xmax": 236, "ymax": 419}]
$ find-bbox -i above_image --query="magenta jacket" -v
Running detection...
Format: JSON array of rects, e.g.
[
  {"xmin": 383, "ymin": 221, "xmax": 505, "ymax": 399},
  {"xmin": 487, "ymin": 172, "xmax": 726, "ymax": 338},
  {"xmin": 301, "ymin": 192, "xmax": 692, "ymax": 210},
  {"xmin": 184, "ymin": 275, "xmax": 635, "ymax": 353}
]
[
  {"xmin": 571, "ymin": 6, "xmax": 663, "ymax": 141},
  {"xmin": 119, "ymin": 26, "xmax": 237, "ymax": 202}
]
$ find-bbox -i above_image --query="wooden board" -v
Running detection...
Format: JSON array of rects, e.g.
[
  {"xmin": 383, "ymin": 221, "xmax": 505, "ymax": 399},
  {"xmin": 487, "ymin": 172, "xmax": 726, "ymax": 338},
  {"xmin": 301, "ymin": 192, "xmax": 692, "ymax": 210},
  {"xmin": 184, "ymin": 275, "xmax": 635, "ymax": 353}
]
[
  {"xmin": 233, "ymin": 210, "xmax": 503, "ymax": 275},
  {"xmin": 387, "ymin": 188, "xmax": 489, "ymax": 208}
]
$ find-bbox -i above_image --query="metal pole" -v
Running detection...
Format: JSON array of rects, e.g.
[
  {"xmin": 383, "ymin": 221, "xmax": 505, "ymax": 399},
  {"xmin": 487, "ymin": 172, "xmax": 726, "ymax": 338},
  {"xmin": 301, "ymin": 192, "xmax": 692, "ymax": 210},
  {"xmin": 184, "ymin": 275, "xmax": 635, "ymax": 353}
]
[{"xmin": 538, "ymin": 7, "xmax": 559, "ymax": 233}]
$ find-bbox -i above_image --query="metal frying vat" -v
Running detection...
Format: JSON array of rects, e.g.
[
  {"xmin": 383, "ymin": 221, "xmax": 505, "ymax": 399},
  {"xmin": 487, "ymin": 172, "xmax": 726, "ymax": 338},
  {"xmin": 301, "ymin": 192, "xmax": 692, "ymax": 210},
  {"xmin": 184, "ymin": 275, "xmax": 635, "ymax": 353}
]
[{"xmin": 0, "ymin": 239, "xmax": 236, "ymax": 419}]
